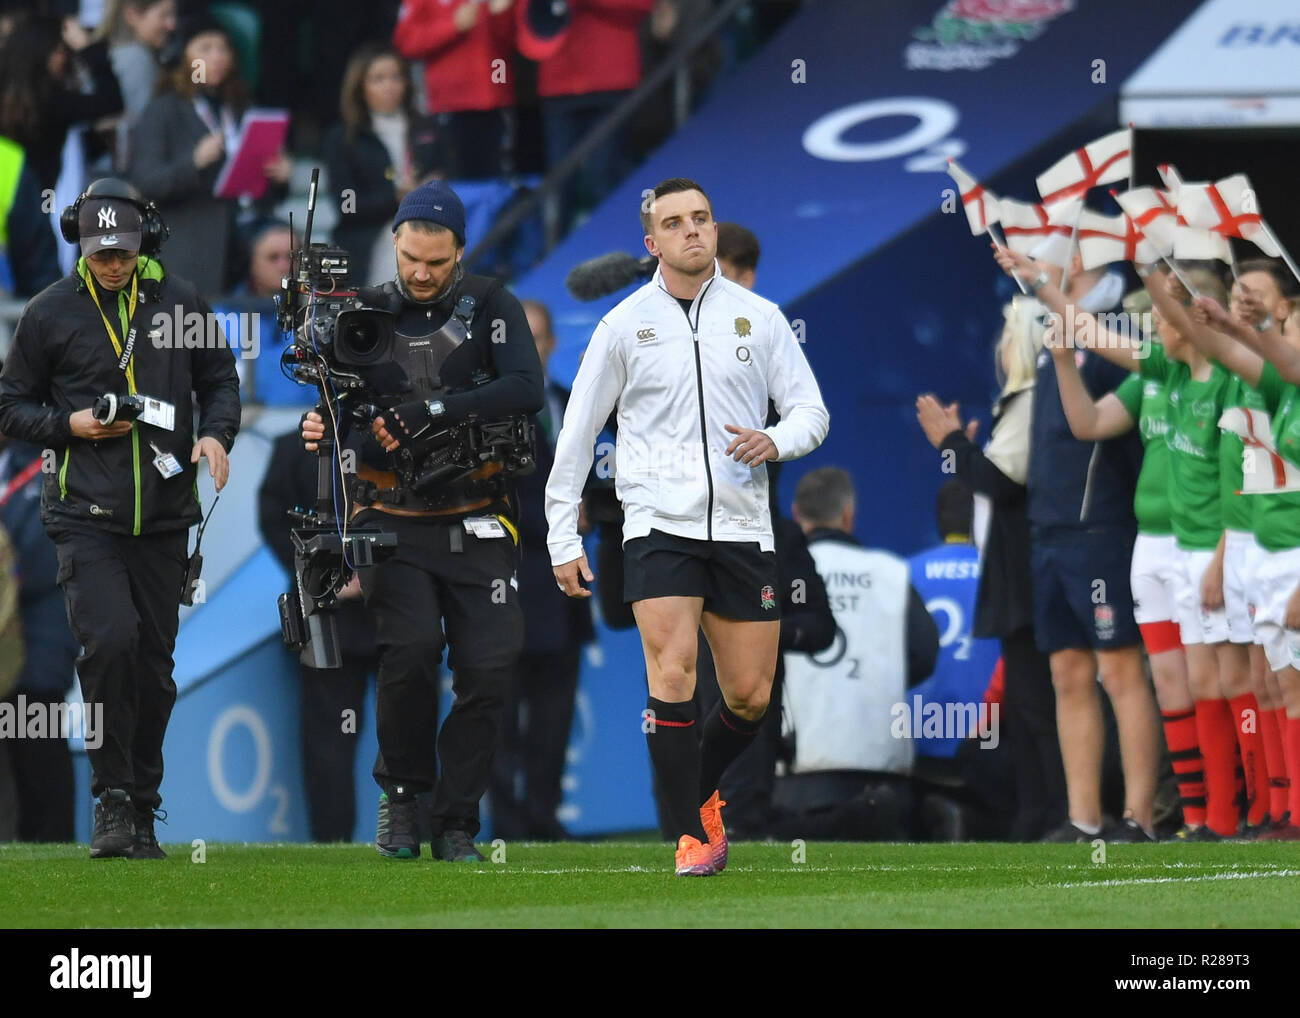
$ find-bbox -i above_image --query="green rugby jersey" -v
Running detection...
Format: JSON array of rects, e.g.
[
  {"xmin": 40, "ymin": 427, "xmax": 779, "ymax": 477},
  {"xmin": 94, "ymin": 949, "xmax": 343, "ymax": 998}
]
[
  {"xmin": 1116, "ymin": 372, "xmax": 1173, "ymax": 535},
  {"xmin": 1251, "ymin": 361, "xmax": 1300, "ymax": 552},
  {"xmin": 1138, "ymin": 342, "xmax": 1231, "ymax": 550}
]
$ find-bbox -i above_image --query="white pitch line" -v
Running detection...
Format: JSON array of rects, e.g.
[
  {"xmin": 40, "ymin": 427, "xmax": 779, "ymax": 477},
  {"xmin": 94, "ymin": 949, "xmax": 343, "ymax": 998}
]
[{"xmin": 1045, "ymin": 868, "xmax": 1300, "ymax": 889}]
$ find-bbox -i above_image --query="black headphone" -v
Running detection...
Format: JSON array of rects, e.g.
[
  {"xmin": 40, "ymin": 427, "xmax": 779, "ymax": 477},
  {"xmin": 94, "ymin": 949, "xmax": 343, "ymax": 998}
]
[{"xmin": 60, "ymin": 178, "xmax": 170, "ymax": 256}]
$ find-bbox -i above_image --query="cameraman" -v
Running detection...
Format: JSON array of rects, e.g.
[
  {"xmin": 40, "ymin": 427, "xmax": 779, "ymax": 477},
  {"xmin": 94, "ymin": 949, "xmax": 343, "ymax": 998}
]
[
  {"xmin": 0, "ymin": 178, "xmax": 240, "ymax": 859},
  {"xmin": 301, "ymin": 180, "xmax": 543, "ymax": 862}
]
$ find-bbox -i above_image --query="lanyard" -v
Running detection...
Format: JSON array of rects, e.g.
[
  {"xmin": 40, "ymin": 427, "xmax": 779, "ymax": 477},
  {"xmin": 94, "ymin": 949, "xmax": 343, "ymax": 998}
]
[
  {"xmin": 86, "ymin": 272, "xmax": 140, "ymax": 395},
  {"xmin": 192, "ymin": 97, "xmax": 240, "ymax": 155}
]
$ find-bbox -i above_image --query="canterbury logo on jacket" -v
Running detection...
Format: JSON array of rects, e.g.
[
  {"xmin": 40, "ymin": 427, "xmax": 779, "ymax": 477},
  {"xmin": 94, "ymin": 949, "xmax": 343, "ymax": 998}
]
[{"xmin": 545, "ymin": 262, "xmax": 829, "ymax": 566}]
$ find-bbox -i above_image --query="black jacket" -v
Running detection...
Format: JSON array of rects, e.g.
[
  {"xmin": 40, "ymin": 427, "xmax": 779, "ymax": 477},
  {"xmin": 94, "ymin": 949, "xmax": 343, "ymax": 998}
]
[
  {"xmin": 1028, "ymin": 346, "xmax": 1141, "ymax": 534},
  {"xmin": 322, "ymin": 116, "xmax": 442, "ymax": 284},
  {"xmin": 514, "ymin": 379, "xmax": 594, "ymax": 655},
  {"xmin": 350, "ymin": 271, "xmax": 544, "ymax": 510},
  {"xmin": 0, "ymin": 258, "xmax": 241, "ymax": 536},
  {"xmin": 940, "ymin": 389, "xmax": 1035, "ymax": 640}
]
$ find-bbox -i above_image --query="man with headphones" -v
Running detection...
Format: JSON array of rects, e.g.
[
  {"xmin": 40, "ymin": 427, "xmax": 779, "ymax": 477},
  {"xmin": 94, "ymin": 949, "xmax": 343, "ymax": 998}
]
[{"xmin": 0, "ymin": 178, "xmax": 241, "ymax": 859}]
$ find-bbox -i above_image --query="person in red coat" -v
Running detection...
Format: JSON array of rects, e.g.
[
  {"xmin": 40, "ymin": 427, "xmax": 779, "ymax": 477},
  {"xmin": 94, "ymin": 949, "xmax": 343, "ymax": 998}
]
[
  {"xmin": 393, "ymin": 0, "xmax": 518, "ymax": 180},
  {"xmin": 518, "ymin": 0, "xmax": 654, "ymax": 230}
]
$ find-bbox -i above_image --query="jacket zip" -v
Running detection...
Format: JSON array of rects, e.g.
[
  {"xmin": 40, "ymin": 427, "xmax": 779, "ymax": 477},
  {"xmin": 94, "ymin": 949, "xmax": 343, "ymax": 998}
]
[{"xmin": 678, "ymin": 278, "xmax": 716, "ymax": 540}]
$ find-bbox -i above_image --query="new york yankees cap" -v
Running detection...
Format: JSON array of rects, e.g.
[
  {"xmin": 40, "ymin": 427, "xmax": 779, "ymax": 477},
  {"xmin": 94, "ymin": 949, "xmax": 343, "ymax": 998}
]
[{"xmin": 79, "ymin": 198, "xmax": 143, "ymax": 257}]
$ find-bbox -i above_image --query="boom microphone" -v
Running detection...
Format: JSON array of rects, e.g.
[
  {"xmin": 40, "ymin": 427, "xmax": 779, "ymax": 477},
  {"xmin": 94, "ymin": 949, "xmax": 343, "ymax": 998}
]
[{"xmin": 565, "ymin": 251, "xmax": 657, "ymax": 301}]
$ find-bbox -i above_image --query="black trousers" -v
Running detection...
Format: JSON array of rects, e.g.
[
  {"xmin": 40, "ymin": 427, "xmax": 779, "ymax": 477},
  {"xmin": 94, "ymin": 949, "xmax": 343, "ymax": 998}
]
[
  {"xmin": 50, "ymin": 523, "xmax": 188, "ymax": 810},
  {"xmin": 488, "ymin": 646, "xmax": 581, "ymax": 839},
  {"xmin": 359, "ymin": 512, "xmax": 523, "ymax": 838},
  {"xmin": 1001, "ymin": 626, "xmax": 1068, "ymax": 840},
  {"xmin": 0, "ymin": 695, "xmax": 76, "ymax": 840},
  {"xmin": 299, "ymin": 653, "xmax": 374, "ymax": 842}
]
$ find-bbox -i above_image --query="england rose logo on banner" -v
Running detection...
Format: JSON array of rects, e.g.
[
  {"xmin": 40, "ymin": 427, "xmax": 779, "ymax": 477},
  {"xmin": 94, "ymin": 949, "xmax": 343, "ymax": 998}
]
[
  {"xmin": 760, "ymin": 585, "xmax": 776, "ymax": 610},
  {"xmin": 907, "ymin": 0, "xmax": 1072, "ymax": 71}
]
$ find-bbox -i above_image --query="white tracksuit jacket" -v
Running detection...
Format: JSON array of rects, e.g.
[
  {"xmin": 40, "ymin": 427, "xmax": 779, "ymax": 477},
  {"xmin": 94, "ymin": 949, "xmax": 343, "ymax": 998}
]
[{"xmin": 546, "ymin": 262, "xmax": 829, "ymax": 566}]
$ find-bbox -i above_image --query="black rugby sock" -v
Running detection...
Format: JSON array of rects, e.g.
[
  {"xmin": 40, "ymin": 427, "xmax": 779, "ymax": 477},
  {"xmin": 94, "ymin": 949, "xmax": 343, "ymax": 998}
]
[
  {"xmin": 699, "ymin": 700, "xmax": 764, "ymax": 804},
  {"xmin": 645, "ymin": 696, "xmax": 707, "ymax": 842}
]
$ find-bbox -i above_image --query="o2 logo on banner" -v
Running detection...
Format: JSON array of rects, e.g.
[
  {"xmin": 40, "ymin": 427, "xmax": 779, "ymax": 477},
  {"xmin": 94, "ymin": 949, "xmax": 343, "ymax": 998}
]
[
  {"xmin": 802, "ymin": 97, "xmax": 965, "ymax": 172},
  {"xmin": 207, "ymin": 703, "xmax": 291, "ymax": 835}
]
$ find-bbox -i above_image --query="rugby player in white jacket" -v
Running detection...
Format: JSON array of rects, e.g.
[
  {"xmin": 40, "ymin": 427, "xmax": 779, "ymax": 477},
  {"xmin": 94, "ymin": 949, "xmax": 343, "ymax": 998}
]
[{"xmin": 546, "ymin": 178, "xmax": 829, "ymax": 875}]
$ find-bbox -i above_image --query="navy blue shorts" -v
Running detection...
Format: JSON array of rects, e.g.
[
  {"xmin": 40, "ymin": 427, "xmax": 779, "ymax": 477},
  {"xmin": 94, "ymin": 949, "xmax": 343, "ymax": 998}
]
[
  {"xmin": 1031, "ymin": 528, "xmax": 1139, "ymax": 654},
  {"xmin": 623, "ymin": 529, "xmax": 780, "ymax": 622}
]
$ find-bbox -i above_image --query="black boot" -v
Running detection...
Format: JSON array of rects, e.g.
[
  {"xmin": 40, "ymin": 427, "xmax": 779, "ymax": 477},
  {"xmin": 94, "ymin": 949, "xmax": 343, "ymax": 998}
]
[
  {"xmin": 131, "ymin": 805, "xmax": 167, "ymax": 859},
  {"xmin": 90, "ymin": 789, "xmax": 136, "ymax": 859}
]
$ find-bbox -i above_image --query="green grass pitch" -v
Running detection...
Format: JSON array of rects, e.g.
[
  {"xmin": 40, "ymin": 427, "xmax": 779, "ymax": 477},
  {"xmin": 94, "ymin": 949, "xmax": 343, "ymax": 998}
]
[{"xmin": 2, "ymin": 841, "xmax": 1296, "ymax": 928}]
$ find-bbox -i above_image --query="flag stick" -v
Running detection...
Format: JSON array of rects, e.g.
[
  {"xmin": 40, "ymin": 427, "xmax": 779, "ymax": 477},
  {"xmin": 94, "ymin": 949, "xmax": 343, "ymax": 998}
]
[
  {"xmin": 1058, "ymin": 203, "xmax": 1083, "ymax": 294},
  {"xmin": 1126, "ymin": 123, "xmax": 1135, "ymax": 194},
  {"xmin": 988, "ymin": 223, "xmax": 1030, "ymax": 295},
  {"xmin": 1159, "ymin": 253, "xmax": 1199, "ymax": 297},
  {"xmin": 1227, "ymin": 240, "xmax": 1241, "ymax": 283},
  {"xmin": 1261, "ymin": 222, "xmax": 1300, "ymax": 288}
]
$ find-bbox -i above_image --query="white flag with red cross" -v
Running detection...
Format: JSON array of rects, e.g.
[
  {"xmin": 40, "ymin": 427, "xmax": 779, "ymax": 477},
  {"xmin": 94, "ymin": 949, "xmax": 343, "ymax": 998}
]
[
  {"xmin": 1172, "ymin": 225, "xmax": 1232, "ymax": 263},
  {"xmin": 996, "ymin": 196, "xmax": 1078, "ymax": 255},
  {"xmin": 1219, "ymin": 407, "xmax": 1300, "ymax": 494},
  {"xmin": 1175, "ymin": 173, "xmax": 1282, "ymax": 258},
  {"xmin": 1035, "ymin": 128, "xmax": 1132, "ymax": 206},
  {"xmin": 946, "ymin": 160, "xmax": 1000, "ymax": 236},
  {"xmin": 1157, "ymin": 163, "xmax": 1185, "ymax": 202},
  {"xmin": 1074, "ymin": 209, "xmax": 1163, "ymax": 269},
  {"xmin": 1111, "ymin": 186, "xmax": 1183, "ymax": 257}
]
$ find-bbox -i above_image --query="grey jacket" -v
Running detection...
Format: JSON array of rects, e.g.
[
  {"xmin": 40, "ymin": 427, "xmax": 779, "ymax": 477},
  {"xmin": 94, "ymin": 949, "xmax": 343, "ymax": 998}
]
[{"xmin": 127, "ymin": 91, "xmax": 233, "ymax": 298}]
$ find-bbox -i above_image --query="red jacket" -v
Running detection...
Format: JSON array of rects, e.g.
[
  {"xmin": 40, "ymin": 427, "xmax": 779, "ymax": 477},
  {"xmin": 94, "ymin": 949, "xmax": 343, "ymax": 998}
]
[
  {"xmin": 533, "ymin": 0, "xmax": 655, "ymax": 99},
  {"xmin": 394, "ymin": 0, "xmax": 516, "ymax": 112}
]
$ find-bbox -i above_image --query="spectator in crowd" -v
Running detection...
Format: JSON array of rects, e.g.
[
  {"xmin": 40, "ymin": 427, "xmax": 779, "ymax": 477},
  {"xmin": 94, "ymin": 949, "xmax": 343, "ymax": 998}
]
[
  {"xmin": 237, "ymin": 220, "xmax": 292, "ymax": 299},
  {"xmin": 915, "ymin": 296, "xmax": 1067, "ymax": 840},
  {"xmin": 0, "ymin": 137, "xmax": 61, "ymax": 298},
  {"xmin": 0, "ymin": 13, "xmax": 124, "ymax": 193},
  {"xmin": 768, "ymin": 466, "xmax": 938, "ymax": 840},
  {"xmin": 715, "ymin": 221, "xmax": 758, "ymax": 291},
  {"xmin": 324, "ymin": 44, "xmax": 444, "ymax": 286},
  {"xmin": 103, "ymin": 0, "xmax": 178, "ymax": 137},
  {"xmin": 0, "ymin": 429, "xmax": 81, "ymax": 842},
  {"xmin": 906, "ymin": 479, "xmax": 1003, "ymax": 836},
  {"xmin": 489, "ymin": 298, "xmax": 594, "ymax": 840},
  {"xmin": 518, "ymin": 0, "xmax": 654, "ymax": 230},
  {"xmin": 128, "ymin": 13, "xmax": 291, "ymax": 297},
  {"xmin": 992, "ymin": 245, "xmax": 1164, "ymax": 842},
  {"xmin": 210, "ymin": 220, "xmax": 300, "ymax": 404},
  {"xmin": 258, "ymin": 429, "xmax": 381, "ymax": 841},
  {"xmin": 393, "ymin": 0, "xmax": 518, "ymax": 181}
]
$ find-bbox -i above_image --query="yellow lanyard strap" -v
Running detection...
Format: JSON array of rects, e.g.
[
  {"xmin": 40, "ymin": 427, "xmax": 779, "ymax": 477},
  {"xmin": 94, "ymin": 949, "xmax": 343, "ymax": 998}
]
[{"xmin": 86, "ymin": 273, "xmax": 139, "ymax": 395}]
